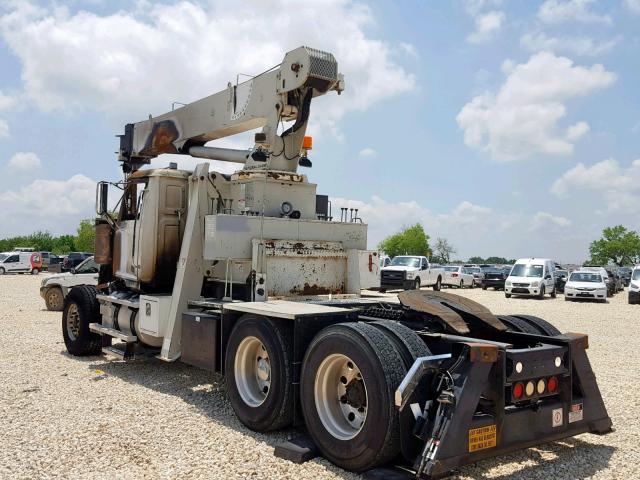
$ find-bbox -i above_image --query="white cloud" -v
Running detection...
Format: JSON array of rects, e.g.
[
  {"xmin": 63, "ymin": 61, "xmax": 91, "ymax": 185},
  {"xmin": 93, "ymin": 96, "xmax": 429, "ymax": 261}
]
[
  {"xmin": 467, "ymin": 10, "xmax": 506, "ymax": 44},
  {"xmin": 464, "ymin": 0, "xmax": 503, "ymax": 16},
  {"xmin": 0, "ymin": 119, "xmax": 8, "ymax": 138},
  {"xmin": 0, "ymin": 90, "xmax": 17, "ymax": 110},
  {"xmin": 530, "ymin": 211, "xmax": 571, "ymax": 231},
  {"xmin": 456, "ymin": 52, "xmax": 616, "ymax": 161},
  {"xmin": 538, "ymin": 0, "xmax": 612, "ymax": 25},
  {"xmin": 0, "ymin": 174, "xmax": 96, "ymax": 236},
  {"xmin": 520, "ymin": 32, "xmax": 620, "ymax": 57},
  {"xmin": 0, "ymin": 1, "xmax": 415, "ymax": 142},
  {"xmin": 358, "ymin": 147, "xmax": 377, "ymax": 157},
  {"xmin": 399, "ymin": 42, "xmax": 419, "ymax": 58},
  {"xmin": 329, "ymin": 195, "xmax": 518, "ymax": 256},
  {"xmin": 551, "ymin": 158, "xmax": 640, "ymax": 213},
  {"xmin": 625, "ymin": 0, "xmax": 640, "ymax": 14},
  {"xmin": 7, "ymin": 151, "xmax": 41, "ymax": 171},
  {"xmin": 566, "ymin": 121, "xmax": 590, "ymax": 140}
]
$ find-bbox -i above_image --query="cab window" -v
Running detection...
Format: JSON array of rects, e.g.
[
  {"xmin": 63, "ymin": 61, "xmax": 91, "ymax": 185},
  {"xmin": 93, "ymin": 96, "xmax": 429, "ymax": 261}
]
[{"xmin": 6, "ymin": 255, "xmax": 18, "ymax": 263}]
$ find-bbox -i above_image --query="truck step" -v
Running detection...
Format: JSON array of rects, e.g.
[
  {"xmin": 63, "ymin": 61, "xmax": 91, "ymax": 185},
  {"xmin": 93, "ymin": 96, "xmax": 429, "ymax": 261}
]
[
  {"xmin": 102, "ymin": 344, "xmax": 136, "ymax": 360},
  {"xmin": 89, "ymin": 323, "xmax": 137, "ymax": 342}
]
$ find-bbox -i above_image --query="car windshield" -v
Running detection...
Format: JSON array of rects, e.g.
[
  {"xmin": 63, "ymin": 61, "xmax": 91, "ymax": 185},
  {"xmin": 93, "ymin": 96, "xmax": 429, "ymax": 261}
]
[
  {"xmin": 569, "ymin": 272, "xmax": 602, "ymax": 283},
  {"xmin": 390, "ymin": 257, "xmax": 421, "ymax": 268},
  {"xmin": 444, "ymin": 266, "xmax": 459, "ymax": 272},
  {"xmin": 467, "ymin": 267, "xmax": 481, "ymax": 273},
  {"xmin": 633, "ymin": 270, "xmax": 640, "ymax": 280},
  {"xmin": 75, "ymin": 257, "xmax": 98, "ymax": 274},
  {"xmin": 510, "ymin": 264, "xmax": 543, "ymax": 278}
]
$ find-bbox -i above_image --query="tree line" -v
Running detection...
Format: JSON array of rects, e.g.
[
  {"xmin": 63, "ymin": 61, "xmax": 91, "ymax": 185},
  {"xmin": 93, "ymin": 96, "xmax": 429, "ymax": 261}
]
[
  {"xmin": 378, "ymin": 223, "xmax": 640, "ymax": 266},
  {"xmin": 0, "ymin": 220, "xmax": 96, "ymax": 255}
]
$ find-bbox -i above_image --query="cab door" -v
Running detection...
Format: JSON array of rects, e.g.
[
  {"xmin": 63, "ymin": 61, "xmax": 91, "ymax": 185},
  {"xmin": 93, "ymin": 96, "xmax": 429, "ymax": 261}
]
[{"xmin": 4, "ymin": 254, "xmax": 20, "ymax": 272}]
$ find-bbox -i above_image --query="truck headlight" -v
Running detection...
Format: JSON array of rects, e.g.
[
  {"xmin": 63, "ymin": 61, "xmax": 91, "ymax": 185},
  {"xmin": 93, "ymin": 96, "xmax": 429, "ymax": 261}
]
[
  {"xmin": 406, "ymin": 271, "xmax": 415, "ymax": 280},
  {"xmin": 531, "ymin": 281, "xmax": 539, "ymax": 287},
  {"xmin": 506, "ymin": 280, "xmax": 511, "ymax": 286}
]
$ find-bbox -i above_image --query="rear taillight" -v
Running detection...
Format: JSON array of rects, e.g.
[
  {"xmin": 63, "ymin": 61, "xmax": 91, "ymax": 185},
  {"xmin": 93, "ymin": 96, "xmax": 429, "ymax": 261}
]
[
  {"xmin": 451, "ymin": 273, "xmax": 459, "ymax": 277},
  {"xmin": 548, "ymin": 376, "xmax": 558, "ymax": 393},
  {"xmin": 513, "ymin": 382, "xmax": 524, "ymax": 400}
]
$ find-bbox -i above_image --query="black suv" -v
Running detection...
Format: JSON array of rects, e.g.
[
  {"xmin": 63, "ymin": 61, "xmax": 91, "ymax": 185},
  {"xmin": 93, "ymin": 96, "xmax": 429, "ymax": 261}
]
[{"xmin": 63, "ymin": 252, "xmax": 93, "ymax": 271}]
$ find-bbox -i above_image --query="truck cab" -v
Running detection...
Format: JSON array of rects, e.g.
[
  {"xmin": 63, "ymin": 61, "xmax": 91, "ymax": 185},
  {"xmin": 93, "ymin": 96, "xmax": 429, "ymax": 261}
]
[{"xmin": 380, "ymin": 255, "xmax": 443, "ymax": 291}]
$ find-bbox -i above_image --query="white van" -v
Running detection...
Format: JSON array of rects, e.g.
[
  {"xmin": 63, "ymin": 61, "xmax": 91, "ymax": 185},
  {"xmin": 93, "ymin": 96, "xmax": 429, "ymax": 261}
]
[
  {"xmin": 0, "ymin": 251, "xmax": 43, "ymax": 275},
  {"xmin": 505, "ymin": 258, "xmax": 556, "ymax": 299}
]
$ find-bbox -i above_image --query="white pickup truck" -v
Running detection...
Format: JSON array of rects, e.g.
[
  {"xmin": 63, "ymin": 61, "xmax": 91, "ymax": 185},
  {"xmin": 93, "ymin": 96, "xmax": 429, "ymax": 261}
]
[
  {"xmin": 40, "ymin": 257, "xmax": 99, "ymax": 311},
  {"xmin": 379, "ymin": 255, "xmax": 444, "ymax": 292}
]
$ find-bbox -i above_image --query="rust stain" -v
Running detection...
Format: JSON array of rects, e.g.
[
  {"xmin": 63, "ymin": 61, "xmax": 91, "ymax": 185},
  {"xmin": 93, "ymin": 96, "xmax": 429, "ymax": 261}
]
[
  {"xmin": 290, "ymin": 283, "xmax": 344, "ymax": 296},
  {"xmin": 140, "ymin": 120, "xmax": 180, "ymax": 156}
]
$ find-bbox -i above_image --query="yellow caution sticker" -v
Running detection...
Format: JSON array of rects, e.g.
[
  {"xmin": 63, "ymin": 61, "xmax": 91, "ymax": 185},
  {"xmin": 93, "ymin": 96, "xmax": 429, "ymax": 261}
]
[{"xmin": 468, "ymin": 424, "xmax": 497, "ymax": 453}]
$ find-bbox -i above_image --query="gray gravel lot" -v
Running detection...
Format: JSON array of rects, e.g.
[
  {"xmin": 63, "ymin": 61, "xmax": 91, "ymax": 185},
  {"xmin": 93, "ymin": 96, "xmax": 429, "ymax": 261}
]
[{"xmin": 1, "ymin": 274, "xmax": 638, "ymax": 479}]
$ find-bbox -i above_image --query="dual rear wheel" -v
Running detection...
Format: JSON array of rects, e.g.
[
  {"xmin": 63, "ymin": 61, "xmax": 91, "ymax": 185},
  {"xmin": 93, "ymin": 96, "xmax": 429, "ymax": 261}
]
[{"xmin": 225, "ymin": 315, "xmax": 430, "ymax": 472}]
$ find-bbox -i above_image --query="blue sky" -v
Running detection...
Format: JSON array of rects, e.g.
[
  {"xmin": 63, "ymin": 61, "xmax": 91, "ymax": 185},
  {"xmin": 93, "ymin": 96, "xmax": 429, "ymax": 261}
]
[{"xmin": 0, "ymin": 0, "xmax": 638, "ymax": 263}]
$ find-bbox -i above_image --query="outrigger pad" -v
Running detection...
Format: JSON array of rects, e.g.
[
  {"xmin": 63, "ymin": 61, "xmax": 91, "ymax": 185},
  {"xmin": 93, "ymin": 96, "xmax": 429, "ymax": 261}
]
[
  {"xmin": 273, "ymin": 435, "xmax": 319, "ymax": 464},
  {"xmin": 398, "ymin": 290, "xmax": 507, "ymax": 334}
]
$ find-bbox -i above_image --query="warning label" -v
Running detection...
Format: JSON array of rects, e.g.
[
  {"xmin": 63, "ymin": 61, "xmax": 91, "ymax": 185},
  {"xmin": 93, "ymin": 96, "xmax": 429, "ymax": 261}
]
[
  {"xmin": 468, "ymin": 425, "xmax": 497, "ymax": 453},
  {"xmin": 569, "ymin": 403, "xmax": 584, "ymax": 423},
  {"xmin": 552, "ymin": 408, "xmax": 563, "ymax": 427}
]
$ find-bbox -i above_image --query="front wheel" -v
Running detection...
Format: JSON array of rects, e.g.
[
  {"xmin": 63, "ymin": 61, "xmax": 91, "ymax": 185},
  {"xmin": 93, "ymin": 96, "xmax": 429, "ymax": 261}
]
[
  {"xmin": 31, "ymin": 268, "xmax": 39, "ymax": 275},
  {"xmin": 432, "ymin": 277, "xmax": 441, "ymax": 291},
  {"xmin": 460, "ymin": 279, "xmax": 464, "ymax": 288},
  {"xmin": 0, "ymin": 267, "xmax": 5, "ymax": 275},
  {"xmin": 225, "ymin": 314, "xmax": 293, "ymax": 432},
  {"xmin": 505, "ymin": 293, "xmax": 512, "ymax": 298},
  {"xmin": 301, "ymin": 323, "xmax": 406, "ymax": 472},
  {"xmin": 413, "ymin": 277, "xmax": 421, "ymax": 290},
  {"xmin": 550, "ymin": 287, "xmax": 557, "ymax": 298},
  {"xmin": 62, "ymin": 285, "xmax": 102, "ymax": 356},
  {"xmin": 538, "ymin": 285, "xmax": 545, "ymax": 299},
  {"xmin": 45, "ymin": 287, "xmax": 64, "ymax": 311}
]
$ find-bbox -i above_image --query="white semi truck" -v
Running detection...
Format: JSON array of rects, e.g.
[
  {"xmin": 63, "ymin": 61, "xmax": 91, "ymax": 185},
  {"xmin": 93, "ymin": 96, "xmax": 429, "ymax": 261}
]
[{"xmin": 62, "ymin": 47, "xmax": 611, "ymax": 478}]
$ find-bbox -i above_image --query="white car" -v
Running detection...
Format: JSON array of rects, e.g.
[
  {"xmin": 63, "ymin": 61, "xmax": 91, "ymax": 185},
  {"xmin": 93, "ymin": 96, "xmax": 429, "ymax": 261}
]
[
  {"xmin": 40, "ymin": 257, "xmax": 99, "ymax": 311},
  {"xmin": 564, "ymin": 271, "xmax": 607, "ymax": 303},
  {"xmin": 380, "ymin": 256, "xmax": 444, "ymax": 291},
  {"xmin": 442, "ymin": 265, "xmax": 474, "ymax": 288},
  {"xmin": 505, "ymin": 258, "xmax": 556, "ymax": 299},
  {"xmin": 629, "ymin": 266, "xmax": 640, "ymax": 304}
]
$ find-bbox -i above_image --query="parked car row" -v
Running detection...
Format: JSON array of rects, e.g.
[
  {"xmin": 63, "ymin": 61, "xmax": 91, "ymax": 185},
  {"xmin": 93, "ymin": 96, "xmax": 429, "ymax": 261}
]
[{"xmin": 39, "ymin": 256, "xmax": 99, "ymax": 310}]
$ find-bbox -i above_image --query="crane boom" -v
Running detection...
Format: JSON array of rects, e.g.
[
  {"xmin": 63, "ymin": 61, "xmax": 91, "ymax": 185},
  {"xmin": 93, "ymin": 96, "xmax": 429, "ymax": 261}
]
[{"xmin": 118, "ymin": 46, "xmax": 344, "ymax": 173}]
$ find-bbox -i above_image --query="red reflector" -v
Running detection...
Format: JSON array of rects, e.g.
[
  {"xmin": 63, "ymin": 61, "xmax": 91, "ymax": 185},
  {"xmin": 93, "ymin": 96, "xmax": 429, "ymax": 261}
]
[
  {"xmin": 513, "ymin": 382, "xmax": 524, "ymax": 399},
  {"xmin": 548, "ymin": 376, "xmax": 558, "ymax": 393},
  {"xmin": 452, "ymin": 273, "xmax": 458, "ymax": 277}
]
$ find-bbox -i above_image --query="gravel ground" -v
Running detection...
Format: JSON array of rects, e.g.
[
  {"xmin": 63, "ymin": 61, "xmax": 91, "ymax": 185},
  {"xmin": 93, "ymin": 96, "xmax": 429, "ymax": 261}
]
[{"xmin": 0, "ymin": 274, "xmax": 638, "ymax": 479}]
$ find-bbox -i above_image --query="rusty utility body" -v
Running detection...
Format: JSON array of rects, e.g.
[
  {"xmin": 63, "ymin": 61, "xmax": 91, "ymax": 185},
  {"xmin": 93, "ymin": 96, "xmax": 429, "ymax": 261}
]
[{"xmin": 62, "ymin": 47, "xmax": 611, "ymax": 479}]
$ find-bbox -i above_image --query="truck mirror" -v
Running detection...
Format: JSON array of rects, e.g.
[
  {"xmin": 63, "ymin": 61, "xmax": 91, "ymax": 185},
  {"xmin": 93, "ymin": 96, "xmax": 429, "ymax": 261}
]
[{"xmin": 96, "ymin": 182, "xmax": 109, "ymax": 216}]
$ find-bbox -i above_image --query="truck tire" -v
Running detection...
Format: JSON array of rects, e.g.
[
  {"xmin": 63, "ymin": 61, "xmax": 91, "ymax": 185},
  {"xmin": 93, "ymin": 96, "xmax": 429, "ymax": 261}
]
[
  {"xmin": 45, "ymin": 287, "xmax": 64, "ymax": 311},
  {"xmin": 497, "ymin": 315, "xmax": 540, "ymax": 335},
  {"xmin": 538, "ymin": 285, "xmax": 545, "ymax": 299},
  {"xmin": 62, "ymin": 285, "xmax": 102, "ymax": 356},
  {"xmin": 482, "ymin": 284, "xmax": 487, "ymax": 290},
  {"xmin": 550, "ymin": 286, "xmax": 557, "ymax": 298},
  {"xmin": 432, "ymin": 276, "xmax": 441, "ymax": 291},
  {"xmin": 31, "ymin": 268, "xmax": 39, "ymax": 275},
  {"xmin": 509, "ymin": 314, "xmax": 561, "ymax": 337},
  {"xmin": 225, "ymin": 314, "xmax": 293, "ymax": 432},
  {"xmin": 301, "ymin": 322, "xmax": 406, "ymax": 472},
  {"xmin": 414, "ymin": 278, "xmax": 421, "ymax": 290},
  {"xmin": 370, "ymin": 320, "xmax": 431, "ymax": 369},
  {"xmin": 505, "ymin": 293, "xmax": 511, "ymax": 298}
]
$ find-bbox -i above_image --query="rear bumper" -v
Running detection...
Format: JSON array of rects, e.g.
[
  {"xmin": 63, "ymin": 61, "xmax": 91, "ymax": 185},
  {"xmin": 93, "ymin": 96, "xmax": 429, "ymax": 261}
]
[
  {"xmin": 395, "ymin": 332, "xmax": 612, "ymax": 479},
  {"xmin": 629, "ymin": 290, "xmax": 640, "ymax": 304},
  {"xmin": 482, "ymin": 279, "xmax": 505, "ymax": 288}
]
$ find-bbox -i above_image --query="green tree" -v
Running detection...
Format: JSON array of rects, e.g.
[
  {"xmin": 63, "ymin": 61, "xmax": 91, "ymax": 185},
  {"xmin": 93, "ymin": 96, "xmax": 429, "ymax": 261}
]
[
  {"xmin": 588, "ymin": 225, "xmax": 640, "ymax": 266},
  {"xmin": 75, "ymin": 219, "xmax": 96, "ymax": 253},
  {"xmin": 467, "ymin": 256, "xmax": 485, "ymax": 264},
  {"xmin": 378, "ymin": 224, "xmax": 431, "ymax": 258},
  {"xmin": 52, "ymin": 235, "xmax": 76, "ymax": 255}
]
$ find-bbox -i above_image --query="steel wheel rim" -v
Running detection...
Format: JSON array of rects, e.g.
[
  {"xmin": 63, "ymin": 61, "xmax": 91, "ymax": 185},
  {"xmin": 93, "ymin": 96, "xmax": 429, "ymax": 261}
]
[
  {"xmin": 66, "ymin": 303, "xmax": 80, "ymax": 341},
  {"xmin": 234, "ymin": 336, "xmax": 271, "ymax": 407},
  {"xmin": 49, "ymin": 291, "xmax": 62, "ymax": 310},
  {"xmin": 314, "ymin": 354, "xmax": 368, "ymax": 441}
]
